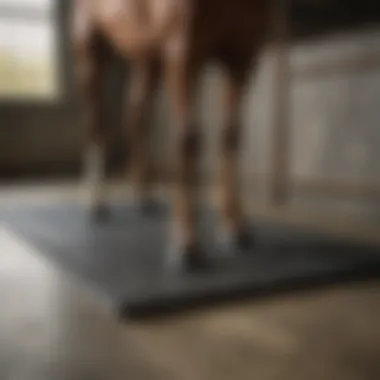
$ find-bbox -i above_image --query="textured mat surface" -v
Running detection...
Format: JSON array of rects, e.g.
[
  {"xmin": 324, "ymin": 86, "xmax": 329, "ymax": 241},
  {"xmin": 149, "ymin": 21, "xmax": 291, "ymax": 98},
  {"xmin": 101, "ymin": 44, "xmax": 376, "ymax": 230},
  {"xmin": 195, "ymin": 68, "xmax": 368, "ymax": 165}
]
[{"xmin": 1, "ymin": 201, "xmax": 379, "ymax": 318}]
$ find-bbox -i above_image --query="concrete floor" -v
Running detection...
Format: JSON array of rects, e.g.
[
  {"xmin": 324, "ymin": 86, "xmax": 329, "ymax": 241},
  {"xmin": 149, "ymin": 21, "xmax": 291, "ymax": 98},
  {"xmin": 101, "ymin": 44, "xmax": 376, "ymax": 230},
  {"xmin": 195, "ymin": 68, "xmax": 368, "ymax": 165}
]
[{"xmin": 1, "ymin": 186, "xmax": 380, "ymax": 380}]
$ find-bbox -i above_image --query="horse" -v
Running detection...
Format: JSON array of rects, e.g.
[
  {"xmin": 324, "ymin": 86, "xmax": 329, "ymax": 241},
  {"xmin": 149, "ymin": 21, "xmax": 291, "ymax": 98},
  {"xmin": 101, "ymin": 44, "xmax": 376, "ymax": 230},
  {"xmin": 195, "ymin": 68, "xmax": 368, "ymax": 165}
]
[{"xmin": 71, "ymin": 0, "xmax": 271, "ymax": 272}]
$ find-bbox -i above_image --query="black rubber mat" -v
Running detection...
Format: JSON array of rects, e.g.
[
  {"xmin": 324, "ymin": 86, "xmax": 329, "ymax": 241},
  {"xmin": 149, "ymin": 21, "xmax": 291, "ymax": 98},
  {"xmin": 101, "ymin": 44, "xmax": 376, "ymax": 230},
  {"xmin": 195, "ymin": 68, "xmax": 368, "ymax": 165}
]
[{"xmin": 0, "ymin": 201, "xmax": 379, "ymax": 319}]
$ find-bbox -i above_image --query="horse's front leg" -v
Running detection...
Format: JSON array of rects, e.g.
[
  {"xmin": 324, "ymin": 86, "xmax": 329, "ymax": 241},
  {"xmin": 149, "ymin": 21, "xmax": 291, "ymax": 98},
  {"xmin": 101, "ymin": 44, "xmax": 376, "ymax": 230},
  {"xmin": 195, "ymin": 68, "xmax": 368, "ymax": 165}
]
[
  {"xmin": 218, "ymin": 62, "xmax": 256, "ymax": 254},
  {"xmin": 165, "ymin": 53, "xmax": 208, "ymax": 272},
  {"xmin": 75, "ymin": 32, "xmax": 110, "ymax": 221},
  {"xmin": 124, "ymin": 58, "xmax": 159, "ymax": 213}
]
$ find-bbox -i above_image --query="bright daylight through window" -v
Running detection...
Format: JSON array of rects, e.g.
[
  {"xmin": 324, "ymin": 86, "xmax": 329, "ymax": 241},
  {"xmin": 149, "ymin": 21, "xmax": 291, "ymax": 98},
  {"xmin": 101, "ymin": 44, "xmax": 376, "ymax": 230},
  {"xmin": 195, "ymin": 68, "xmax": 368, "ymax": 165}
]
[{"xmin": 0, "ymin": 0, "xmax": 58, "ymax": 100}]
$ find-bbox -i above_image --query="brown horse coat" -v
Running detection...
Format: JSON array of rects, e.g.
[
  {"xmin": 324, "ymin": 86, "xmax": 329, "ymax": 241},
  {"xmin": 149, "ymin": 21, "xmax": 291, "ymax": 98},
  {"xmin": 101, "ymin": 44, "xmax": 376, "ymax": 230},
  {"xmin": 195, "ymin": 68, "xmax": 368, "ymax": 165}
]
[{"xmin": 71, "ymin": 0, "xmax": 270, "ymax": 270}]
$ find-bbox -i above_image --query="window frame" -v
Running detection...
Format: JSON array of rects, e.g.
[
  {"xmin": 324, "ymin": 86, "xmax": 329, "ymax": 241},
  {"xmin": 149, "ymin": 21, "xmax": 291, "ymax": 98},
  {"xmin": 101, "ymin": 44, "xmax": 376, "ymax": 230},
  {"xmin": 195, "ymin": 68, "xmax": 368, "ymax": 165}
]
[{"xmin": 0, "ymin": 0, "xmax": 75, "ymax": 112}]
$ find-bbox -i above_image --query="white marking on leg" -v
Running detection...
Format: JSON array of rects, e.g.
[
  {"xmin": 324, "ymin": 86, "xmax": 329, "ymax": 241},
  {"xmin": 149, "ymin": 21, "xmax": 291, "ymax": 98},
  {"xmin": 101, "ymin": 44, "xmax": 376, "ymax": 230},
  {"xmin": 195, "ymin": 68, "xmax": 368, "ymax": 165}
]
[
  {"xmin": 217, "ymin": 223, "xmax": 236, "ymax": 257},
  {"xmin": 83, "ymin": 143, "xmax": 106, "ymax": 208},
  {"xmin": 165, "ymin": 223, "xmax": 187, "ymax": 271}
]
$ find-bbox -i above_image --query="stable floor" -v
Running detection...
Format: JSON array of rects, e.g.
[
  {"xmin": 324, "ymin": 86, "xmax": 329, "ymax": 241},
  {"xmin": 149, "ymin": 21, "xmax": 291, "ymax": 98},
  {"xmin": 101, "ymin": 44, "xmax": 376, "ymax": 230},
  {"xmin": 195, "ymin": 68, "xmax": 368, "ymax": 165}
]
[{"xmin": 1, "ymin": 185, "xmax": 380, "ymax": 380}]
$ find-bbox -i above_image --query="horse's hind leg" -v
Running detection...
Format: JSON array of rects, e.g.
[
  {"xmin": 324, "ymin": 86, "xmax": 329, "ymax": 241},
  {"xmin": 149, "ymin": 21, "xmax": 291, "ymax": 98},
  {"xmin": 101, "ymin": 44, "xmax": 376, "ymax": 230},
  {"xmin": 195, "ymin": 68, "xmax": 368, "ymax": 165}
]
[
  {"xmin": 218, "ymin": 59, "xmax": 256, "ymax": 254},
  {"xmin": 74, "ymin": 31, "xmax": 111, "ymax": 221},
  {"xmin": 124, "ymin": 58, "xmax": 159, "ymax": 213}
]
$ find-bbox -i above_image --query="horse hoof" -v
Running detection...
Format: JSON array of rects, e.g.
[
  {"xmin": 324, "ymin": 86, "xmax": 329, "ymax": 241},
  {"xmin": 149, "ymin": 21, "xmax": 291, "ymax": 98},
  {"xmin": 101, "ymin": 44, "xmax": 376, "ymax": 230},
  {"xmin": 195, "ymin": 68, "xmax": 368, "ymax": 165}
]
[
  {"xmin": 90, "ymin": 204, "xmax": 110, "ymax": 223},
  {"xmin": 236, "ymin": 226, "xmax": 256, "ymax": 251},
  {"xmin": 218, "ymin": 224, "xmax": 256, "ymax": 255},
  {"xmin": 166, "ymin": 239, "xmax": 210, "ymax": 273},
  {"xmin": 183, "ymin": 251, "xmax": 210, "ymax": 272}
]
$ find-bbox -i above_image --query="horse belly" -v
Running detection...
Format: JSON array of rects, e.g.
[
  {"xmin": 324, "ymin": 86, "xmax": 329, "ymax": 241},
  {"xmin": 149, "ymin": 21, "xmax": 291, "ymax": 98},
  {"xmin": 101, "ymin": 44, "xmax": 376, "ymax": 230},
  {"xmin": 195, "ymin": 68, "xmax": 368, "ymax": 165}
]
[{"xmin": 94, "ymin": 0, "xmax": 178, "ymax": 57}]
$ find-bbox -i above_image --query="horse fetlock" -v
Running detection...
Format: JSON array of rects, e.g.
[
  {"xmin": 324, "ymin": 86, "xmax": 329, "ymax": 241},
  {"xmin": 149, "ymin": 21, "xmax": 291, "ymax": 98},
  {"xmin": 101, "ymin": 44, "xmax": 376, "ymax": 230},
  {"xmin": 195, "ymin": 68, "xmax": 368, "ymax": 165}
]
[
  {"xmin": 217, "ymin": 222, "xmax": 256, "ymax": 255},
  {"xmin": 84, "ymin": 143, "xmax": 106, "ymax": 183},
  {"xmin": 165, "ymin": 228, "xmax": 209, "ymax": 273}
]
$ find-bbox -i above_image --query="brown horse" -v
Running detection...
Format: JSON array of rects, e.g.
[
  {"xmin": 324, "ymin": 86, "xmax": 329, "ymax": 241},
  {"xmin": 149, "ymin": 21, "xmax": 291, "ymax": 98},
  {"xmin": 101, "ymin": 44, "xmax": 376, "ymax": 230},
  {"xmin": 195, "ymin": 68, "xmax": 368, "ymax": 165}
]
[{"xmin": 71, "ymin": 0, "xmax": 270, "ymax": 271}]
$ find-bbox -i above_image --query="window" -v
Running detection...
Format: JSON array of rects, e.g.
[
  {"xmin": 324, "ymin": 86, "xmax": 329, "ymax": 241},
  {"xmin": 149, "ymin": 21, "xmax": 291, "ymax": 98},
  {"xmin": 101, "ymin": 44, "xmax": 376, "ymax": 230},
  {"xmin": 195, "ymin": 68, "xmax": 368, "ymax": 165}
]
[{"xmin": 0, "ymin": 0, "xmax": 59, "ymax": 101}]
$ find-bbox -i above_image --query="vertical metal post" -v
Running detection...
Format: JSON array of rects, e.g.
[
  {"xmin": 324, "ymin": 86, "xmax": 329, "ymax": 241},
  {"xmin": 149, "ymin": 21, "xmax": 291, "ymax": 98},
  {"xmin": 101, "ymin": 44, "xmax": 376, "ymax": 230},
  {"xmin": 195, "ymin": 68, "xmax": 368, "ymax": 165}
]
[{"xmin": 270, "ymin": 0, "xmax": 292, "ymax": 206}]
